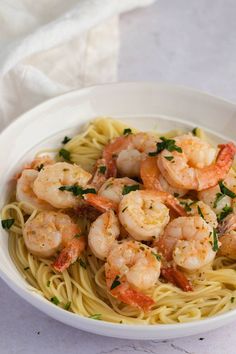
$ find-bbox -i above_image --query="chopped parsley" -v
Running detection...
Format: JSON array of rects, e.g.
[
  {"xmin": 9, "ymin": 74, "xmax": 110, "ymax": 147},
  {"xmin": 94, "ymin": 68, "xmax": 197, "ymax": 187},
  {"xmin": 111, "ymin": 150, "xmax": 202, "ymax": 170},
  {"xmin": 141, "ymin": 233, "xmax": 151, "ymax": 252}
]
[
  {"xmin": 47, "ymin": 280, "xmax": 51, "ymax": 287},
  {"xmin": 217, "ymin": 205, "xmax": 233, "ymax": 222},
  {"xmin": 51, "ymin": 296, "xmax": 60, "ymax": 305},
  {"xmin": 122, "ymin": 184, "xmax": 140, "ymax": 195},
  {"xmin": 197, "ymin": 206, "xmax": 205, "ymax": 220},
  {"xmin": 64, "ymin": 301, "xmax": 71, "ymax": 310},
  {"xmin": 89, "ymin": 314, "xmax": 102, "ymax": 320},
  {"xmin": 78, "ymin": 258, "xmax": 87, "ymax": 269},
  {"xmin": 122, "ymin": 206, "xmax": 128, "ymax": 213},
  {"xmin": 59, "ymin": 185, "xmax": 96, "ymax": 196},
  {"xmin": 231, "ymin": 297, "xmax": 235, "ymax": 303},
  {"xmin": 148, "ymin": 137, "xmax": 182, "ymax": 156},
  {"xmin": 212, "ymin": 228, "xmax": 219, "ymax": 252},
  {"xmin": 110, "ymin": 275, "xmax": 121, "ymax": 290},
  {"xmin": 61, "ymin": 136, "xmax": 71, "ymax": 144},
  {"xmin": 174, "ymin": 193, "xmax": 180, "ymax": 198},
  {"xmin": 123, "ymin": 128, "xmax": 132, "ymax": 135},
  {"xmin": 24, "ymin": 267, "xmax": 30, "ymax": 271},
  {"xmin": 192, "ymin": 127, "xmax": 198, "ymax": 136},
  {"xmin": 180, "ymin": 201, "xmax": 195, "ymax": 212},
  {"xmin": 36, "ymin": 163, "xmax": 44, "ymax": 172},
  {"xmin": 219, "ymin": 181, "xmax": 236, "ymax": 199},
  {"xmin": 164, "ymin": 156, "xmax": 174, "ymax": 161},
  {"xmin": 151, "ymin": 251, "xmax": 161, "ymax": 261},
  {"xmin": 99, "ymin": 165, "xmax": 106, "ymax": 174},
  {"xmin": 59, "ymin": 148, "xmax": 71, "ymax": 161},
  {"xmin": 213, "ymin": 192, "xmax": 225, "ymax": 208},
  {"xmin": 74, "ymin": 233, "xmax": 83, "ymax": 238},
  {"xmin": 1, "ymin": 218, "xmax": 15, "ymax": 230}
]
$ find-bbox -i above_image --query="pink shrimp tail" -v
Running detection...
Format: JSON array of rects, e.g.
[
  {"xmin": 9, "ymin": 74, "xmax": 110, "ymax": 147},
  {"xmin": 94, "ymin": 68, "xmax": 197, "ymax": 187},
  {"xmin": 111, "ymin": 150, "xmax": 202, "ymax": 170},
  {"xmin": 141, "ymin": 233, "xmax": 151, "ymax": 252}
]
[
  {"xmin": 197, "ymin": 142, "xmax": 236, "ymax": 191},
  {"xmin": 84, "ymin": 193, "xmax": 118, "ymax": 213},
  {"xmin": 161, "ymin": 267, "xmax": 193, "ymax": 292},
  {"xmin": 53, "ymin": 236, "xmax": 86, "ymax": 273}
]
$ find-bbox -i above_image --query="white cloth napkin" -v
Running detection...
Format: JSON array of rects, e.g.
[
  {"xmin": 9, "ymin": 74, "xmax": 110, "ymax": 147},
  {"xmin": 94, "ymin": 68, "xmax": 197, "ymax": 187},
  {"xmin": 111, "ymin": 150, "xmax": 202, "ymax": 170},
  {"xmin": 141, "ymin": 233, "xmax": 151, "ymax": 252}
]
[{"xmin": 0, "ymin": 0, "xmax": 155, "ymax": 130}]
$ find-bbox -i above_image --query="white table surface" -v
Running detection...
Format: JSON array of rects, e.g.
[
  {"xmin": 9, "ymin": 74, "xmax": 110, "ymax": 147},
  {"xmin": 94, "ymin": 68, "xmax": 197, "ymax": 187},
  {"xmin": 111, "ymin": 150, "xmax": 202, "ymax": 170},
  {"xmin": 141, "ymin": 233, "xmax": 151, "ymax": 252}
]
[{"xmin": 1, "ymin": 0, "xmax": 236, "ymax": 353}]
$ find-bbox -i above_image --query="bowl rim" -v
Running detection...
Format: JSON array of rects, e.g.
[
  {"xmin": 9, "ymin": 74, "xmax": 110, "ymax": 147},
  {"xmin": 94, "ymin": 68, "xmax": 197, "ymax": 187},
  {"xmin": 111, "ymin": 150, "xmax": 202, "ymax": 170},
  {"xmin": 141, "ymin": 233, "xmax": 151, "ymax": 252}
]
[{"xmin": 1, "ymin": 81, "xmax": 236, "ymax": 337}]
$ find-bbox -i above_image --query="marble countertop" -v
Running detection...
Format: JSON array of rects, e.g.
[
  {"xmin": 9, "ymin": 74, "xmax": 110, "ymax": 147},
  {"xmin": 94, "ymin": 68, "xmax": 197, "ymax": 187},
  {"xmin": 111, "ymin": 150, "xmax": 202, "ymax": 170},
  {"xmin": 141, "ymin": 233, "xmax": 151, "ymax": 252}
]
[{"xmin": 1, "ymin": 0, "xmax": 236, "ymax": 353}]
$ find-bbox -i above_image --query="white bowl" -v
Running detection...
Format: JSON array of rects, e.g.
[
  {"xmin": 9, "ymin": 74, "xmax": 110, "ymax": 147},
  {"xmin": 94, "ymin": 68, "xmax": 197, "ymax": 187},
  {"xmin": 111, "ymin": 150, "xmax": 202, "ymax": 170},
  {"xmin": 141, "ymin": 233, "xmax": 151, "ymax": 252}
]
[{"xmin": 1, "ymin": 82, "xmax": 236, "ymax": 340}]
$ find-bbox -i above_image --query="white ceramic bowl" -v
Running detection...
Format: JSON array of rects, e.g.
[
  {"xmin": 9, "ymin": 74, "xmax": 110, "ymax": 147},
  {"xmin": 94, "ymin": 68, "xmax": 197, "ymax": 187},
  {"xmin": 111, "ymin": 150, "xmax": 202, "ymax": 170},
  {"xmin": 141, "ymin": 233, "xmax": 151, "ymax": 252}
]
[{"xmin": 1, "ymin": 82, "xmax": 236, "ymax": 340}]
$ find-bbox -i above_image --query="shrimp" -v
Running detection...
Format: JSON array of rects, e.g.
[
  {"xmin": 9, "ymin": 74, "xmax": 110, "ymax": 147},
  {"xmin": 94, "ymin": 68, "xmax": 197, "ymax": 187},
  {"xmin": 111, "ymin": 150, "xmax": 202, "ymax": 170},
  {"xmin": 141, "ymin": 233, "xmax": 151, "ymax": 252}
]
[
  {"xmin": 103, "ymin": 132, "xmax": 157, "ymax": 177},
  {"xmin": 23, "ymin": 211, "xmax": 85, "ymax": 271},
  {"xmin": 88, "ymin": 210, "xmax": 120, "ymax": 260},
  {"xmin": 84, "ymin": 193, "xmax": 118, "ymax": 213},
  {"xmin": 198, "ymin": 169, "xmax": 236, "ymax": 215},
  {"xmin": 118, "ymin": 190, "xmax": 186, "ymax": 242},
  {"xmin": 140, "ymin": 156, "xmax": 188, "ymax": 197},
  {"xmin": 105, "ymin": 240, "xmax": 161, "ymax": 311},
  {"xmin": 156, "ymin": 216, "xmax": 216, "ymax": 270},
  {"xmin": 16, "ymin": 169, "xmax": 53, "ymax": 214},
  {"xmin": 33, "ymin": 162, "xmax": 92, "ymax": 209},
  {"xmin": 183, "ymin": 200, "xmax": 218, "ymax": 228},
  {"xmin": 157, "ymin": 136, "xmax": 236, "ymax": 191},
  {"xmin": 98, "ymin": 177, "xmax": 140, "ymax": 204},
  {"xmin": 14, "ymin": 155, "xmax": 55, "ymax": 180},
  {"xmin": 217, "ymin": 213, "xmax": 236, "ymax": 259}
]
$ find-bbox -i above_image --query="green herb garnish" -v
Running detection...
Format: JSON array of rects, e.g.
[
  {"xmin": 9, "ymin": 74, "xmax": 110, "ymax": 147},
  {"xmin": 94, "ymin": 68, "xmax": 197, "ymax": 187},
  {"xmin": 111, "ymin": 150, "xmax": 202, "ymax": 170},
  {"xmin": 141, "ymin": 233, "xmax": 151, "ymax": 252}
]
[
  {"xmin": 148, "ymin": 137, "xmax": 182, "ymax": 156},
  {"xmin": 197, "ymin": 206, "xmax": 205, "ymax": 220},
  {"xmin": 174, "ymin": 193, "xmax": 179, "ymax": 198},
  {"xmin": 24, "ymin": 267, "xmax": 30, "ymax": 271},
  {"xmin": 99, "ymin": 166, "xmax": 106, "ymax": 174},
  {"xmin": 89, "ymin": 314, "xmax": 102, "ymax": 320},
  {"xmin": 151, "ymin": 251, "xmax": 161, "ymax": 261},
  {"xmin": 51, "ymin": 296, "xmax": 60, "ymax": 305},
  {"xmin": 219, "ymin": 181, "xmax": 236, "ymax": 199},
  {"xmin": 1, "ymin": 218, "xmax": 15, "ymax": 230},
  {"xmin": 59, "ymin": 185, "xmax": 96, "ymax": 196},
  {"xmin": 192, "ymin": 127, "xmax": 198, "ymax": 136},
  {"xmin": 64, "ymin": 301, "xmax": 71, "ymax": 310},
  {"xmin": 122, "ymin": 207, "xmax": 128, "ymax": 213},
  {"xmin": 231, "ymin": 297, "xmax": 235, "ymax": 303},
  {"xmin": 180, "ymin": 201, "xmax": 195, "ymax": 212},
  {"xmin": 217, "ymin": 205, "xmax": 233, "ymax": 222},
  {"xmin": 164, "ymin": 156, "xmax": 174, "ymax": 161},
  {"xmin": 78, "ymin": 258, "xmax": 87, "ymax": 269},
  {"xmin": 61, "ymin": 136, "xmax": 71, "ymax": 144},
  {"xmin": 212, "ymin": 228, "xmax": 219, "ymax": 252},
  {"xmin": 59, "ymin": 148, "xmax": 71, "ymax": 161},
  {"xmin": 36, "ymin": 163, "xmax": 44, "ymax": 172},
  {"xmin": 213, "ymin": 193, "xmax": 225, "ymax": 208},
  {"xmin": 110, "ymin": 275, "xmax": 121, "ymax": 290},
  {"xmin": 47, "ymin": 280, "xmax": 50, "ymax": 287},
  {"xmin": 74, "ymin": 233, "xmax": 83, "ymax": 238},
  {"xmin": 122, "ymin": 184, "xmax": 140, "ymax": 195},
  {"xmin": 123, "ymin": 128, "xmax": 132, "ymax": 135}
]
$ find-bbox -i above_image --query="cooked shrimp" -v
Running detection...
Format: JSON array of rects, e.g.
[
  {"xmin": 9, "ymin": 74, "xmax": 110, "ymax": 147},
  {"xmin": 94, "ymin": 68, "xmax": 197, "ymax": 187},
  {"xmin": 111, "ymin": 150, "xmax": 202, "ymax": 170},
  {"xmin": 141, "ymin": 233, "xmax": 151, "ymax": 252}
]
[
  {"xmin": 98, "ymin": 177, "xmax": 140, "ymax": 204},
  {"xmin": 157, "ymin": 137, "xmax": 236, "ymax": 191},
  {"xmin": 140, "ymin": 156, "xmax": 188, "ymax": 197},
  {"xmin": 217, "ymin": 213, "xmax": 236, "ymax": 259},
  {"xmin": 16, "ymin": 169, "xmax": 53, "ymax": 214},
  {"xmin": 156, "ymin": 216, "xmax": 216, "ymax": 270},
  {"xmin": 88, "ymin": 210, "xmax": 120, "ymax": 260},
  {"xmin": 23, "ymin": 211, "xmax": 85, "ymax": 271},
  {"xmin": 105, "ymin": 240, "xmax": 161, "ymax": 311},
  {"xmin": 33, "ymin": 162, "xmax": 92, "ymax": 208},
  {"xmin": 198, "ymin": 169, "xmax": 236, "ymax": 215},
  {"xmin": 103, "ymin": 132, "xmax": 157, "ymax": 177},
  {"xmin": 184, "ymin": 200, "xmax": 218, "ymax": 228},
  {"xmin": 118, "ymin": 190, "xmax": 186, "ymax": 241},
  {"xmin": 14, "ymin": 155, "xmax": 55, "ymax": 180},
  {"xmin": 84, "ymin": 193, "xmax": 118, "ymax": 213}
]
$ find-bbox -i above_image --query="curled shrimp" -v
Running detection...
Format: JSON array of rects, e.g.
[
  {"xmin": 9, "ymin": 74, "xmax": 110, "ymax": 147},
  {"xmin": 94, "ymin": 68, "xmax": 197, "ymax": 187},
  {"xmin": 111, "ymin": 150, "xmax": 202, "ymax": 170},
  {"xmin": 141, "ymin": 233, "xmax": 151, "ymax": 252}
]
[
  {"xmin": 98, "ymin": 177, "xmax": 140, "ymax": 204},
  {"xmin": 118, "ymin": 190, "xmax": 186, "ymax": 242},
  {"xmin": 88, "ymin": 210, "xmax": 120, "ymax": 260},
  {"xmin": 23, "ymin": 211, "xmax": 85, "ymax": 271},
  {"xmin": 157, "ymin": 136, "xmax": 236, "ymax": 191},
  {"xmin": 16, "ymin": 169, "xmax": 53, "ymax": 214},
  {"xmin": 140, "ymin": 156, "xmax": 188, "ymax": 197},
  {"xmin": 217, "ymin": 213, "xmax": 236, "ymax": 259},
  {"xmin": 198, "ymin": 169, "xmax": 236, "ymax": 215},
  {"xmin": 33, "ymin": 162, "xmax": 92, "ymax": 209},
  {"xmin": 105, "ymin": 240, "xmax": 161, "ymax": 311},
  {"xmin": 156, "ymin": 216, "xmax": 216, "ymax": 271},
  {"xmin": 103, "ymin": 132, "xmax": 157, "ymax": 177}
]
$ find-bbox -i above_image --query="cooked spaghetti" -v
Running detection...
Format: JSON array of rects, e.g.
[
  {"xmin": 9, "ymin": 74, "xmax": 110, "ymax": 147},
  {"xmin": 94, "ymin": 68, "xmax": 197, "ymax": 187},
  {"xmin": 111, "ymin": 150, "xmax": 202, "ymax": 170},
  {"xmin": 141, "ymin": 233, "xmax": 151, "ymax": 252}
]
[{"xmin": 2, "ymin": 117, "xmax": 236, "ymax": 325}]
